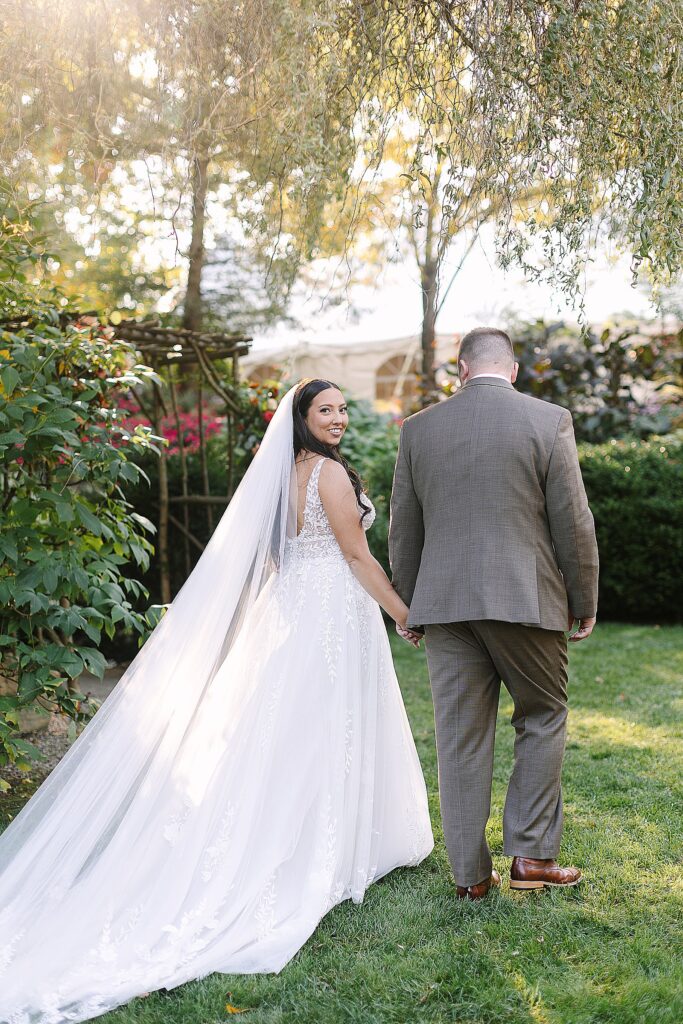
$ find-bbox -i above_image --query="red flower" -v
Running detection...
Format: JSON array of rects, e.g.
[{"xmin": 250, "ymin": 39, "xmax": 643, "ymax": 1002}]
[{"xmin": 263, "ymin": 410, "xmax": 275, "ymax": 423}]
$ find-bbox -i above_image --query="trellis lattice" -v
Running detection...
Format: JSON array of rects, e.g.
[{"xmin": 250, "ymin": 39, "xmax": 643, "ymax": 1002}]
[{"xmin": 112, "ymin": 319, "xmax": 252, "ymax": 603}]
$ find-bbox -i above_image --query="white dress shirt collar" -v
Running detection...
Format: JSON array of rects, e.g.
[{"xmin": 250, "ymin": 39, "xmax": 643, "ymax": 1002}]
[{"xmin": 469, "ymin": 372, "xmax": 512, "ymax": 382}]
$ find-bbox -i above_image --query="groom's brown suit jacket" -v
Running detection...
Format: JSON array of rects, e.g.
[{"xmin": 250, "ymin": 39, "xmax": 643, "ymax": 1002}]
[{"xmin": 389, "ymin": 376, "xmax": 599, "ymax": 631}]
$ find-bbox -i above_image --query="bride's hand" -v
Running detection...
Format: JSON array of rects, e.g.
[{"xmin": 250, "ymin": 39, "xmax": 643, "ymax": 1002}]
[
  {"xmin": 396, "ymin": 623, "xmax": 422, "ymax": 648},
  {"xmin": 396, "ymin": 602, "xmax": 421, "ymax": 646}
]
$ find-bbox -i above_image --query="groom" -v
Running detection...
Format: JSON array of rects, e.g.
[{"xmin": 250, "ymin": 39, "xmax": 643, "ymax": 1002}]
[{"xmin": 389, "ymin": 327, "xmax": 599, "ymax": 899}]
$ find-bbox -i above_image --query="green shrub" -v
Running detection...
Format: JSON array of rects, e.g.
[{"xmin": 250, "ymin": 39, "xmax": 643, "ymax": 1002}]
[
  {"xmin": 579, "ymin": 433, "xmax": 683, "ymax": 622},
  {"xmin": 0, "ymin": 320, "xmax": 158, "ymax": 776}
]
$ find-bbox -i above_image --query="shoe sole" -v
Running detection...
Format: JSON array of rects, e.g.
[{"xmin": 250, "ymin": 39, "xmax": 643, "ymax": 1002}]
[{"xmin": 509, "ymin": 877, "xmax": 582, "ymax": 890}]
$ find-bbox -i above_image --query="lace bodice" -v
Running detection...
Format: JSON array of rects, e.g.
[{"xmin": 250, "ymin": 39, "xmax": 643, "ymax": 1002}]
[{"xmin": 296, "ymin": 458, "xmax": 375, "ymax": 557}]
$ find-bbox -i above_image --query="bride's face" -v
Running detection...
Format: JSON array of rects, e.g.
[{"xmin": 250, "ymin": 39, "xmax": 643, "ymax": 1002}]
[{"xmin": 306, "ymin": 387, "xmax": 349, "ymax": 447}]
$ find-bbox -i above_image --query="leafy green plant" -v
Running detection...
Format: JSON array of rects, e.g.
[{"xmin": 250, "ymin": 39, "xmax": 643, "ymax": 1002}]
[
  {"xmin": 513, "ymin": 320, "xmax": 680, "ymax": 442},
  {"xmin": 0, "ymin": 319, "xmax": 159, "ymax": 779}
]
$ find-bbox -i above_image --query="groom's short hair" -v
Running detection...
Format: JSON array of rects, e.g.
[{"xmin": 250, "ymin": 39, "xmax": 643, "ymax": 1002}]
[{"xmin": 458, "ymin": 327, "xmax": 515, "ymax": 371}]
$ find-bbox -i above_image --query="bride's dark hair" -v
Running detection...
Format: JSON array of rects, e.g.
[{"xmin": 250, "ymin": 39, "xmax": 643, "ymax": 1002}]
[{"xmin": 292, "ymin": 378, "xmax": 370, "ymax": 523}]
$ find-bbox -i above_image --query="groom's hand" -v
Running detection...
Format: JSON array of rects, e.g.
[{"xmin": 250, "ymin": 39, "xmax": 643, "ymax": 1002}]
[{"xmin": 568, "ymin": 613, "xmax": 596, "ymax": 642}]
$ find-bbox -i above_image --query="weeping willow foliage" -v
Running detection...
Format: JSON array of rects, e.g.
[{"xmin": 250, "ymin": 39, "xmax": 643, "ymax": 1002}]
[
  {"xmin": 0, "ymin": 0, "xmax": 356, "ymax": 281},
  {"xmin": 1, "ymin": 0, "xmax": 682, "ymax": 302},
  {"xmin": 326, "ymin": 0, "xmax": 683, "ymax": 300}
]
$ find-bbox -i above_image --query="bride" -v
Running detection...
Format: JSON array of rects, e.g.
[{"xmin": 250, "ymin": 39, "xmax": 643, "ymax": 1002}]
[{"xmin": 0, "ymin": 378, "xmax": 433, "ymax": 1024}]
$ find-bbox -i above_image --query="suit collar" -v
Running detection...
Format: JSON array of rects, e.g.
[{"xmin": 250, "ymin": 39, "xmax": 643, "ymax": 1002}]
[{"xmin": 460, "ymin": 375, "xmax": 515, "ymax": 391}]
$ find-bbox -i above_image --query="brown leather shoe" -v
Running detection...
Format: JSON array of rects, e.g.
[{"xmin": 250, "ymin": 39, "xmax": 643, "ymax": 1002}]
[
  {"xmin": 456, "ymin": 869, "xmax": 501, "ymax": 900},
  {"xmin": 510, "ymin": 857, "xmax": 582, "ymax": 890}
]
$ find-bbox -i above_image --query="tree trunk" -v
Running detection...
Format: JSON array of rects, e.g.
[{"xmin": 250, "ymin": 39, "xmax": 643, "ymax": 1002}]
[
  {"xmin": 420, "ymin": 257, "xmax": 439, "ymax": 404},
  {"xmin": 182, "ymin": 153, "xmax": 209, "ymax": 333}
]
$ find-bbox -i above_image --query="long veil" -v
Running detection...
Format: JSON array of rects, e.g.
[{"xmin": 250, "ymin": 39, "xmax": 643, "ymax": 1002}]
[{"xmin": 0, "ymin": 386, "xmax": 297, "ymax": 965}]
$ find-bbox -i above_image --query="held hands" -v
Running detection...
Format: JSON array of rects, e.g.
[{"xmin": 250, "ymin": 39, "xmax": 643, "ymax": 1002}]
[
  {"xmin": 396, "ymin": 622, "xmax": 424, "ymax": 648},
  {"xmin": 393, "ymin": 589, "xmax": 423, "ymax": 648},
  {"xmin": 568, "ymin": 613, "xmax": 596, "ymax": 642}
]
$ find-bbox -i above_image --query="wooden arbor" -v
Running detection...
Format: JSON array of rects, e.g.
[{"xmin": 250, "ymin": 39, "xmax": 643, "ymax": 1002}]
[{"xmin": 115, "ymin": 320, "xmax": 251, "ymax": 603}]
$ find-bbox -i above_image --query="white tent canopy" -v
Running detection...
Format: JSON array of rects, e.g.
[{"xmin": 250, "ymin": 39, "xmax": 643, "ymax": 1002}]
[{"xmin": 240, "ymin": 333, "xmax": 457, "ymax": 410}]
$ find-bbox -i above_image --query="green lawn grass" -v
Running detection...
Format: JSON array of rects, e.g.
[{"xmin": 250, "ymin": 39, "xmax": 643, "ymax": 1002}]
[{"xmin": 3, "ymin": 623, "xmax": 682, "ymax": 1023}]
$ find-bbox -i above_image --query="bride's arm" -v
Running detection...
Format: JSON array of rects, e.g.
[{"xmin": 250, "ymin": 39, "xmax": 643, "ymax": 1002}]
[{"xmin": 318, "ymin": 460, "xmax": 410, "ymax": 628}]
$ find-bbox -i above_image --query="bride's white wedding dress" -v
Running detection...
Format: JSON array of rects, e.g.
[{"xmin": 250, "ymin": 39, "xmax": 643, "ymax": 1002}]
[{"xmin": 0, "ymin": 451, "xmax": 433, "ymax": 1024}]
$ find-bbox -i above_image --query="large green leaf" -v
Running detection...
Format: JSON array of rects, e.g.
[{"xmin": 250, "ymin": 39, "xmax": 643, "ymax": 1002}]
[
  {"xmin": 43, "ymin": 564, "xmax": 59, "ymax": 594},
  {"xmin": 0, "ymin": 533, "xmax": 18, "ymax": 563},
  {"xmin": 76, "ymin": 504, "xmax": 104, "ymax": 536},
  {"xmin": 75, "ymin": 646, "xmax": 107, "ymax": 679},
  {"xmin": 0, "ymin": 365, "xmax": 21, "ymax": 396},
  {"xmin": 0, "ymin": 429, "xmax": 24, "ymax": 445}
]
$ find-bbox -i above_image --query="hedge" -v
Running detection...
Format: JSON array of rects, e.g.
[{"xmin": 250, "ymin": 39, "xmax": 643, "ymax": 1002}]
[{"xmin": 578, "ymin": 433, "xmax": 682, "ymax": 623}]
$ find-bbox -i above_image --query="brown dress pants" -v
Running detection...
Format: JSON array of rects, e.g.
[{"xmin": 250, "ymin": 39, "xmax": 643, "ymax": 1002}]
[{"xmin": 424, "ymin": 620, "xmax": 569, "ymax": 887}]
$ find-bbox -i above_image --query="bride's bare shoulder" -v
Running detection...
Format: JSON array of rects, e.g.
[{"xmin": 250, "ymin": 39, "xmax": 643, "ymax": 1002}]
[
  {"xmin": 318, "ymin": 459, "xmax": 354, "ymax": 498},
  {"xmin": 319, "ymin": 458, "xmax": 349, "ymax": 481}
]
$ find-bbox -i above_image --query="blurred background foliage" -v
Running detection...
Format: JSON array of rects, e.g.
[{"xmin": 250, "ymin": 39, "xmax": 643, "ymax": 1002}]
[{"xmin": 439, "ymin": 319, "xmax": 682, "ymax": 442}]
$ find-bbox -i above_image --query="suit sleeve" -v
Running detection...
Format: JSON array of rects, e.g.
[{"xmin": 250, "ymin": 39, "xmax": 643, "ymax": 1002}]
[
  {"xmin": 389, "ymin": 422, "xmax": 424, "ymax": 610},
  {"xmin": 545, "ymin": 409, "xmax": 599, "ymax": 618}
]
